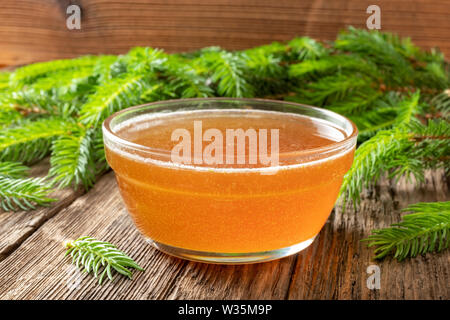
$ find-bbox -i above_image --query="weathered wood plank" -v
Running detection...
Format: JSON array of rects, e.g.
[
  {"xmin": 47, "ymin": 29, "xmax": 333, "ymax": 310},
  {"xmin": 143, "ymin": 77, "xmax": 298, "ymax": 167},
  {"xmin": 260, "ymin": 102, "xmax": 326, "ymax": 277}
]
[
  {"xmin": 0, "ymin": 170, "xmax": 448, "ymax": 299},
  {"xmin": 0, "ymin": 160, "xmax": 83, "ymax": 261},
  {"xmin": 163, "ymin": 255, "xmax": 296, "ymax": 299},
  {"xmin": 287, "ymin": 170, "xmax": 449, "ymax": 300},
  {"xmin": 0, "ymin": 0, "xmax": 449, "ymax": 66}
]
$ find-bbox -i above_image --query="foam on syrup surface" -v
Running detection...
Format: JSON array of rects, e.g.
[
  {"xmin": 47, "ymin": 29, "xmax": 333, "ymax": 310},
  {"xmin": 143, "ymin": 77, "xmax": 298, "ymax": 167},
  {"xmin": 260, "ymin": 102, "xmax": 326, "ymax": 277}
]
[{"xmin": 109, "ymin": 109, "xmax": 350, "ymax": 172}]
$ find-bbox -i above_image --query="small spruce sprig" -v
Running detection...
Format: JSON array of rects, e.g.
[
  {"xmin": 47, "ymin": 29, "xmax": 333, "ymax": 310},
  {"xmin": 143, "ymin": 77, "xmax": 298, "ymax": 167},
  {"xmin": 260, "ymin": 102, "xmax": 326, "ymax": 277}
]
[
  {"xmin": 65, "ymin": 236, "xmax": 144, "ymax": 284},
  {"xmin": 363, "ymin": 202, "xmax": 450, "ymax": 260}
]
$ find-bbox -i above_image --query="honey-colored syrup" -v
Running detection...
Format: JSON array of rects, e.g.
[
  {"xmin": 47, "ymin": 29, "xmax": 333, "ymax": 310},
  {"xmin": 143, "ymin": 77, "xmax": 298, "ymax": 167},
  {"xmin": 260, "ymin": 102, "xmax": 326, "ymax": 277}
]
[{"xmin": 106, "ymin": 110, "xmax": 355, "ymax": 252}]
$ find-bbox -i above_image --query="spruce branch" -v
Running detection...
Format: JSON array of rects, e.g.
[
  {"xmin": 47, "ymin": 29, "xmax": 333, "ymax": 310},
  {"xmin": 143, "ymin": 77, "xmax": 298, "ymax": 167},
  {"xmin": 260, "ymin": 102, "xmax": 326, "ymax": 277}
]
[
  {"xmin": 0, "ymin": 72, "xmax": 10, "ymax": 91},
  {"xmin": 1, "ymin": 89, "xmax": 57, "ymax": 115},
  {"xmin": 243, "ymin": 48, "xmax": 289, "ymax": 96},
  {"xmin": 10, "ymin": 56, "xmax": 98, "ymax": 87},
  {"xmin": 293, "ymin": 73, "xmax": 369, "ymax": 106},
  {"xmin": 29, "ymin": 67, "xmax": 95, "ymax": 92},
  {"xmin": 349, "ymin": 105, "xmax": 397, "ymax": 138},
  {"xmin": 4, "ymin": 69, "xmax": 98, "ymax": 118},
  {"xmin": 0, "ymin": 107, "xmax": 23, "ymax": 129},
  {"xmin": 289, "ymin": 54, "xmax": 379, "ymax": 80},
  {"xmin": 65, "ymin": 236, "xmax": 144, "ymax": 285},
  {"xmin": 139, "ymin": 83, "xmax": 174, "ymax": 104},
  {"xmin": 0, "ymin": 118, "xmax": 77, "ymax": 163},
  {"xmin": 413, "ymin": 62, "xmax": 449, "ymax": 90},
  {"xmin": 162, "ymin": 56, "xmax": 213, "ymax": 98},
  {"xmin": 244, "ymin": 48, "xmax": 283, "ymax": 79},
  {"xmin": 339, "ymin": 128, "xmax": 411, "ymax": 207},
  {"xmin": 409, "ymin": 117, "xmax": 450, "ymax": 138},
  {"xmin": 345, "ymin": 91, "xmax": 423, "ymax": 140},
  {"xmin": 123, "ymin": 47, "xmax": 167, "ymax": 75},
  {"xmin": 287, "ymin": 37, "xmax": 328, "ymax": 61},
  {"xmin": 48, "ymin": 128, "xmax": 98, "ymax": 190},
  {"xmin": 79, "ymin": 74, "xmax": 151, "ymax": 127},
  {"xmin": 0, "ymin": 161, "xmax": 29, "ymax": 178},
  {"xmin": 324, "ymin": 87, "xmax": 383, "ymax": 116},
  {"xmin": 394, "ymin": 91, "xmax": 421, "ymax": 125},
  {"xmin": 429, "ymin": 90, "xmax": 450, "ymax": 117},
  {"xmin": 91, "ymin": 55, "xmax": 119, "ymax": 83},
  {"xmin": 334, "ymin": 27, "xmax": 413, "ymax": 86},
  {"xmin": 407, "ymin": 119, "xmax": 450, "ymax": 172},
  {"xmin": 364, "ymin": 202, "xmax": 450, "ymax": 260},
  {"xmin": 199, "ymin": 51, "xmax": 254, "ymax": 97},
  {"xmin": 0, "ymin": 176, "xmax": 55, "ymax": 211},
  {"xmin": 340, "ymin": 118, "xmax": 450, "ymax": 207}
]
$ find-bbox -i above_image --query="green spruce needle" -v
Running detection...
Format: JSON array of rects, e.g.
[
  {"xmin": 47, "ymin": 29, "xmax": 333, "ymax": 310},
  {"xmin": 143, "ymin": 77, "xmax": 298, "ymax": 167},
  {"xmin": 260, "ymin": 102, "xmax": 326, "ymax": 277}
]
[
  {"xmin": 0, "ymin": 176, "xmax": 55, "ymax": 211},
  {"xmin": 65, "ymin": 236, "xmax": 144, "ymax": 285},
  {"xmin": 363, "ymin": 202, "xmax": 450, "ymax": 261}
]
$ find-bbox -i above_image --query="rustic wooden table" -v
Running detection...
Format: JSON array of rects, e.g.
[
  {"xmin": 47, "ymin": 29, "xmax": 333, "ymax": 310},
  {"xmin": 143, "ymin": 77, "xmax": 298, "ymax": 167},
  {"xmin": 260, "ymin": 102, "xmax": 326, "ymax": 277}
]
[{"xmin": 0, "ymin": 161, "xmax": 448, "ymax": 300}]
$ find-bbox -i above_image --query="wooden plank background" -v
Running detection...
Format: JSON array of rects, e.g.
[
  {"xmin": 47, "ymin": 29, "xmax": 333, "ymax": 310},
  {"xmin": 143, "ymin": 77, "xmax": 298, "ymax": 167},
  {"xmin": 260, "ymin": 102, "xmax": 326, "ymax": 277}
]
[{"xmin": 0, "ymin": 0, "xmax": 449, "ymax": 66}]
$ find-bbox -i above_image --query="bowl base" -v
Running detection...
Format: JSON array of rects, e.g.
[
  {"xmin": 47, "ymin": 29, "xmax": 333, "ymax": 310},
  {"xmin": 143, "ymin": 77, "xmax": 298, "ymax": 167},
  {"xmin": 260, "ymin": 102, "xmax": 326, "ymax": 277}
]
[{"xmin": 145, "ymin": 236, "xmax": 316, "ymax": 264}]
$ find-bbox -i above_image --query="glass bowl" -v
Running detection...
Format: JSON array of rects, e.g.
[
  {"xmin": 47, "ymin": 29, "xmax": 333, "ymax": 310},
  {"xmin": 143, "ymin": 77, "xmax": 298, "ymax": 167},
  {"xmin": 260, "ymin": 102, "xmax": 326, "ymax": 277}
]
[{"xmin": 102, "ymin": 98, "xmax": 357, "ymax": 264}]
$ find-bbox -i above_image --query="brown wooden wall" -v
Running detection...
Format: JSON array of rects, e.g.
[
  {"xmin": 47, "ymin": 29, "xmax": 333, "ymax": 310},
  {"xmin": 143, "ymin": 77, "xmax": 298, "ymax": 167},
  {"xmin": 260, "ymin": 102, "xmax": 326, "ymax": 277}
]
[{"xmin": 0, "ymin": 0, "xmax": 449, "ymax": 67}]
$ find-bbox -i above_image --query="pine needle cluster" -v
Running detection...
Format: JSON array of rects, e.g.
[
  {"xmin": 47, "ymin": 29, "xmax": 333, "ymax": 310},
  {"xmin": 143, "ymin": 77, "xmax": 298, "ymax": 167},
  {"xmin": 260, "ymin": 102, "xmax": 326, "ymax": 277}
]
[{"xmin": 0, "ymin": 27, "xmax": 448, "ymax": 260}]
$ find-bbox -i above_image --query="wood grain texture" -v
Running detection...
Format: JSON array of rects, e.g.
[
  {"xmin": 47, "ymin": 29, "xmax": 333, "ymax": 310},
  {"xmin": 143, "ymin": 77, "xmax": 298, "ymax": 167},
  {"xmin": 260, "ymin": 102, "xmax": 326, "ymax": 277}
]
[
  {"xmin": 0, "ymin": 170, "xmax": 448, "ymax": 300},
  {"xmin": 0, "ymin": 0, "xmax": 449, "ymax": 66},
  {"xmin": 287, "ymin": 171, "xmax": 449, "ymax": 299}
]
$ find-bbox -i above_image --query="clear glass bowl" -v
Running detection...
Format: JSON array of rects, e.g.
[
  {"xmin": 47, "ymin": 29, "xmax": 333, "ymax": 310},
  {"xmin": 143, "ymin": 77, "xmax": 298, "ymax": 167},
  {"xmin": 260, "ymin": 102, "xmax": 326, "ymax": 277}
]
[{"xmin": 102, "ymin": 98, "xmax": 358, "ymax": 264}]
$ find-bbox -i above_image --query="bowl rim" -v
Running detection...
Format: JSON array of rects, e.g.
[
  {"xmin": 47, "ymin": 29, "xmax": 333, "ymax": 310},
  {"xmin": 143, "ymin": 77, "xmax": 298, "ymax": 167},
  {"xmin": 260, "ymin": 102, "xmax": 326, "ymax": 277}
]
[{"xmin": 102, "ymin": 97, "xmax": 358, "ymax": 165}]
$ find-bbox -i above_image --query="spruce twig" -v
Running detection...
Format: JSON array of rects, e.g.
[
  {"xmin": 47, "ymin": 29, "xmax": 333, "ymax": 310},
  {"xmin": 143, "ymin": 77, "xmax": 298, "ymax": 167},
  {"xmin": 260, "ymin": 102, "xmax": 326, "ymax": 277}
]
[
  {"xmin": 79, "ymin": 74, "xmax": 151, "ymax": 127},
  {"xmin": 0, "ymin": 161, "xmax": 29, "ymax": 178},
  {"xmin": 10, "ymin": 56, "xmax": 98, "ymax": 87},
  {"xmin": 48, "ymin": 128, "xmax": 98, "ymax": 190},
  {"xmin": 0, "ymin": 118, "xmax": 77, "ymax": 163},
  {"xmin": 0, "ymin": 176, "xmax": 55, "ymax": 211},
  {"xmin": 65, "ymin": 236, "xmax": 144, "ymax": 284},
  {"xmin": 363, "ymin": 202, "xmax": 450, "ymax": 260}
]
